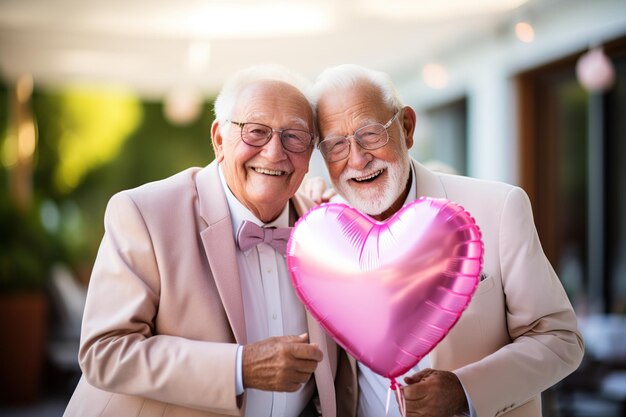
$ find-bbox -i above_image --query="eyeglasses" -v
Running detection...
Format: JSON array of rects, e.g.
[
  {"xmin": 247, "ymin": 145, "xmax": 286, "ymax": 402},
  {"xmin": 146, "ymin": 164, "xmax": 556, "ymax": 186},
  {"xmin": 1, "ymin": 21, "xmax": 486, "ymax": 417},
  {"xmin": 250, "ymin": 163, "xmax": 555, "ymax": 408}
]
[
  {"xmin": 318, "ymin": 111, "xmax": 400, "ymax": 163},
  {"xmin": 228, "ymin": 120, "xmax": 314, "ymax": 153}
]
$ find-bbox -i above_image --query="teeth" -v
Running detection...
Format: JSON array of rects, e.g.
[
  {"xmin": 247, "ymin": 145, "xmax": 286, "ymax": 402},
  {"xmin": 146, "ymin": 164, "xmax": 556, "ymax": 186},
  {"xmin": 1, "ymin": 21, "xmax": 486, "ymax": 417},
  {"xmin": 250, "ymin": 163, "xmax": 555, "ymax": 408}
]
[
  {"xmin": 354, "ymin": 169, "xmax": 383, "ymax": 182},
  {"xmin": 253, "ymin": 167, "xmax": 285, "ymax": 176}
]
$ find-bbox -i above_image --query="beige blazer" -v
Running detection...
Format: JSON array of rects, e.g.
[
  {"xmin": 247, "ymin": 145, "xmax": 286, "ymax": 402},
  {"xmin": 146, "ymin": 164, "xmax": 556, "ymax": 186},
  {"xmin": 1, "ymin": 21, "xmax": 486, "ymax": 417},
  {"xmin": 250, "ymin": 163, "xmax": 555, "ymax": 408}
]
[
  {"xmin": 337, "ymin": 159, "xmax": 584, "ymax": 417},
  {"xmin": 64, "ymin": 161, "xmax": 339, "ymax": 417}
]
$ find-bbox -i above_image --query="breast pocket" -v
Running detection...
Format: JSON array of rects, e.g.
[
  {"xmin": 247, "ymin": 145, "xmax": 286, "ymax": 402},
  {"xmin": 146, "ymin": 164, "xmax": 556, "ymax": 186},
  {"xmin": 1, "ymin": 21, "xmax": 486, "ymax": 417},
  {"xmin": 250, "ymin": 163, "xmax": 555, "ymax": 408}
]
[{"xmin": 473, "ymin": 273, "xmax": 495, "ymax": 297}]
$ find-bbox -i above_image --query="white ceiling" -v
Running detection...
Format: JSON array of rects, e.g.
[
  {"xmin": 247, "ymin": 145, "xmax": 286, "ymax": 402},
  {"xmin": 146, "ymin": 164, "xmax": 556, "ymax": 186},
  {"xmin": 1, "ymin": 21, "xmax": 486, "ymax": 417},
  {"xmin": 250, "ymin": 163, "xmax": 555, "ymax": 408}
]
[{"xmin": 0, "ymin": 0, "xmax": 554, "ymax": 99}]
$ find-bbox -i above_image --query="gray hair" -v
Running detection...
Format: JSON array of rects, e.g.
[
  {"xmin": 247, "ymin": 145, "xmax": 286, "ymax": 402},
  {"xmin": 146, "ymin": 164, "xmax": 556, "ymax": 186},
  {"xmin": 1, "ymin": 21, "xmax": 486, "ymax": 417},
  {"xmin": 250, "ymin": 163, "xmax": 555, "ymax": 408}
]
[
  {"xmin": 310, "ymin": 64, "xmax": 404, "ymax": 110},
  {"xmin": 213, "ymin": 64, "xmax": 315, "ymax": 136}
]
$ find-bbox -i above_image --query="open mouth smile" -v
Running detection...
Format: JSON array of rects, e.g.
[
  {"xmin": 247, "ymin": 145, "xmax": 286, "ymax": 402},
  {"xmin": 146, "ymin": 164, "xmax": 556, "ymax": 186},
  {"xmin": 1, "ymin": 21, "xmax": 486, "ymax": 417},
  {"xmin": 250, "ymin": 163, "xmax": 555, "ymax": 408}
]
[
  {"xmin": 351, "ymin": 169, "xmax": 384, "ymax": 183},
  {"xmin": 252, "ymin": 167, "xmax": 286, "ymax": 176}
]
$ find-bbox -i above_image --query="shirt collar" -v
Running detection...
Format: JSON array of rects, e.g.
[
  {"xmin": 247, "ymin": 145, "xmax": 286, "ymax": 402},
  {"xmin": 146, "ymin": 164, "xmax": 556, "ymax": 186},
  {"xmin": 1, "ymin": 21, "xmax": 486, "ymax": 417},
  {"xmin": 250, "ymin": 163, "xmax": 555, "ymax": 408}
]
[{"xmin": 217, "ymin": 164, "xmax": 290, "ymax": 239}]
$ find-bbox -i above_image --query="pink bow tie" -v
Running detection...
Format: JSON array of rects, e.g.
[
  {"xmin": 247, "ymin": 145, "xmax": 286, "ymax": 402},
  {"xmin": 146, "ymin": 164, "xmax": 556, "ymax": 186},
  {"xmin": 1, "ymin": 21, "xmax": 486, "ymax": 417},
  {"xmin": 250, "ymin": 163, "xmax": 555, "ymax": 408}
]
[{"xmin": 236, "ymin": 220, "xmax": 292, "ymax": 255}]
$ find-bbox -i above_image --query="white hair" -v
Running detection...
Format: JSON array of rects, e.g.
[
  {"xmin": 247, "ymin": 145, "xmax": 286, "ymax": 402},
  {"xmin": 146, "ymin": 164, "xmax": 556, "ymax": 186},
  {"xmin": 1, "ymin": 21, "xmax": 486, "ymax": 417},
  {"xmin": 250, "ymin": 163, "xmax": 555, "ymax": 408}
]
[
  {"xmin": 310, "ymin": 64, "xmax": 404, "ymax": 110},
  {"xmin": 213, "ymin": 64, "xmax": 315, "ymax": 136}
]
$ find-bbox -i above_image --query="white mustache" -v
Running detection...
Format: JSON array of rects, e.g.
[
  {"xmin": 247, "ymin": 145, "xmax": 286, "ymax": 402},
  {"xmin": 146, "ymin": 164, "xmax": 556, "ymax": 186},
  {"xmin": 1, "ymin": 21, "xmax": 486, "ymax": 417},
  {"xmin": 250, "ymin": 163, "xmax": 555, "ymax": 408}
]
[{"xmin": 339, "ymin": 160, "xmax": 389, "ymax": 182}]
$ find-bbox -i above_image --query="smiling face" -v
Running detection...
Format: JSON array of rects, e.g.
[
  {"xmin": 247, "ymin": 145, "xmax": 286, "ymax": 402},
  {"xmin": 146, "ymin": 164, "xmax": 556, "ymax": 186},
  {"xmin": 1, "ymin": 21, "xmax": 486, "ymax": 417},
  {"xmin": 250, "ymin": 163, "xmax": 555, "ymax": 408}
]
[
  {"xmin": 317, "ymin": 80, "xmax": 415, "ymax": 220},
  {"xmin": 211, "ymin": 80, "xmax": 314, "ymax": 222}
]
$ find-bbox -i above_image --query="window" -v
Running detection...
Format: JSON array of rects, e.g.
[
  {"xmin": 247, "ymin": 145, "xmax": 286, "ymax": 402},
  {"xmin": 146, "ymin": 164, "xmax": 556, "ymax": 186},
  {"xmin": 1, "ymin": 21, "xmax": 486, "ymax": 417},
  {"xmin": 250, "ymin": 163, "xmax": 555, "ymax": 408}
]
[{"xmin": 411, "ymin": 98, "xmax": 467, "ymax": 175}]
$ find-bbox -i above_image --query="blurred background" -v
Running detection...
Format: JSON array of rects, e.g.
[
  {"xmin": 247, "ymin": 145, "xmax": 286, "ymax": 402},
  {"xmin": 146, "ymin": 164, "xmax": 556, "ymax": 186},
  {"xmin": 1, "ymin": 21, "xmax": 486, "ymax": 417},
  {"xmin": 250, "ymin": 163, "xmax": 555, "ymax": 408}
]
[{"xmin": 0, "ymin": 0, "xmax": 625, "ymax": 415}]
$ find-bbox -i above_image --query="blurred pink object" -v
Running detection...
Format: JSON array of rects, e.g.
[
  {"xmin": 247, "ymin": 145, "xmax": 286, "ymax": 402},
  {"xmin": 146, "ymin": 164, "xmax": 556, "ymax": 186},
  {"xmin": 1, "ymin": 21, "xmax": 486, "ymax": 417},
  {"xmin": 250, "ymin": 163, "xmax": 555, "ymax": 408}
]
[
  {"xmin": 576, "ymin": 47, "xmax": 615, "ymax": 92},
  {"xmin": 287, "ymin": 198, "xmax": 484, "ymax": 379}
]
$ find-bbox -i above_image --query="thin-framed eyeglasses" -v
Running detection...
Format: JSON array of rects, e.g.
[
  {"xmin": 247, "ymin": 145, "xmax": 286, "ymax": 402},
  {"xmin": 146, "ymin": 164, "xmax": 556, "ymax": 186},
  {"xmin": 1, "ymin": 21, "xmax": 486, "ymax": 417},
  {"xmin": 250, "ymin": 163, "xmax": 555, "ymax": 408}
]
[
  {"xmin": 228, "ymin": 120, "xmax": 314, "ymax": 153},
  {"xmin": 318, "ymin": 111, "xmax": 400, "ymax": 163}
]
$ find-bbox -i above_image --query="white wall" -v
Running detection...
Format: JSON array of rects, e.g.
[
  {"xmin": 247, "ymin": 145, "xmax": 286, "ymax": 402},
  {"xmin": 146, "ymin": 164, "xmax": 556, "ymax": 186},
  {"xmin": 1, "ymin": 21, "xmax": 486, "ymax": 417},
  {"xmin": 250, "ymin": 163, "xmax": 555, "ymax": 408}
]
[{"xmin": 397, "ymin": 0, "xmax": 626, "ymax": 184}]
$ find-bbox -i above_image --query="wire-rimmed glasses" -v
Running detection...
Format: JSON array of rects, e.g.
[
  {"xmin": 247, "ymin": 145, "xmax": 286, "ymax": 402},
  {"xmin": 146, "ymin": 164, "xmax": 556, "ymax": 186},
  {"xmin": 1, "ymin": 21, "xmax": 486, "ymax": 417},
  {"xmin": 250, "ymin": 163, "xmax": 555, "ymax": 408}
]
[
  {"xmin": 228, "ymin": 120, "xmax": 314, "ymax": 153},
  {"xmin": 318, "ymin": 111, "xmax": 400, "ymax": 163}
]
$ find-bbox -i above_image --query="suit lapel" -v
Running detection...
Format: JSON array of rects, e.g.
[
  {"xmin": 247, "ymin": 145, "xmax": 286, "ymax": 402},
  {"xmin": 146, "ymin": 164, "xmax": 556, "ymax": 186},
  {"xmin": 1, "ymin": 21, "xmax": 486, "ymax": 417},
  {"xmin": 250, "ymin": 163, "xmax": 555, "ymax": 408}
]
[
  {"xmin": 196, "ymin": 162, "xmax": 247, "ymax": 345},
  {"xmin": 194, "ymin": 168, "xmax": 317, "ymax": 348}
]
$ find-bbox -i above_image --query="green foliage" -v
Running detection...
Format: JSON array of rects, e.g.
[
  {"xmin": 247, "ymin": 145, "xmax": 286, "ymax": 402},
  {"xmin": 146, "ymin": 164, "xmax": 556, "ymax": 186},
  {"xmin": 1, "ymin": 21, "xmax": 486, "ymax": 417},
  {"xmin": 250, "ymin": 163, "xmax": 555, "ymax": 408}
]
[
  {"xmin": 0, "ymin": 197, "xmax": 55, "ymax": 293},
  {"xmin": 0, "ymin": 82, "xmax": 215, "ymax": 286},
  {"xmin": 0, "ymin": 84, "xmax": 6, "ymax": 143},
  {"xmin": 39, "ymin": 86, "xmax": 214, "ymax": 279},
  {"xmin": 65, "ymin": 99, "xmax": 215, "ymax": 271},
  {"xmin": 52, "ymin": 87, "xmax": 143, "ymax": 193}
]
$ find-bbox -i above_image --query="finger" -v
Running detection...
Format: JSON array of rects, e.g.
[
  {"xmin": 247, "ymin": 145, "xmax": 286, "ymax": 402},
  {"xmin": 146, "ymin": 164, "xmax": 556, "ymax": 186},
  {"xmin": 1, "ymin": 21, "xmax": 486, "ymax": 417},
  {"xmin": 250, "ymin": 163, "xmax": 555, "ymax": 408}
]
[
  {"xmin": 403, "ymin": 398, "xmax": 427, "ymax": 417},
  {"xmin": 293, "ymin": 358, "xmax": 320, "ymax": 374},
  {"xmin": 404, "ymin": 375, "xmax": 420, "ymax": 384},
  {"xmin": 299, "ymin": 179, "xmax": 313, "ymax": 195},
  {"xmin": 279, "ymin": 365, "xmax": 316, "ymax": 389},
  {"xmin": 291, "ymin": 343, "xmax": 323, "ymax": 362},
  {"xmin": 308, "ymin": 177, "xmax": 327, "ymax": 203},
  {"xmin": 310, "ymin": 186, "xmax": 323, "ymax": 204},
  {"xmin": 404, "ymin": 368, "xmax": 432, "ymax": 384},
  {"xmin": 293, "ymin": 367, "xmax": 316, "ymax": 383},
  {"xmin": 402, "ymin": 379, "xmax": 430, "ymax": 401},
  {"xmin": 322, "ymin": 188, "xmax": 336, "ymax": 201},
  {"xmin": 284, "ymin": 381, "xmax": 305, "ymax": 392},
  {"xmin": 403, "ymin": 386, "xmax": 428, "ymax": 402},
  {"xmin": 278, "ymin": 333, "xmax": 309, "ymax": 344}
]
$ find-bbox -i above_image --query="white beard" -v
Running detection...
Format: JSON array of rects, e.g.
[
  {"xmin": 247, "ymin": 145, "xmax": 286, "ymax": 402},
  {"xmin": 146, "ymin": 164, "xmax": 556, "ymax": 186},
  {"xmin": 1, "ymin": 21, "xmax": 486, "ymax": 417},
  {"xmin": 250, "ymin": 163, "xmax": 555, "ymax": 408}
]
[{"xmin": 334, "ymin": 153, "xmax": 411, "ymax": 216}]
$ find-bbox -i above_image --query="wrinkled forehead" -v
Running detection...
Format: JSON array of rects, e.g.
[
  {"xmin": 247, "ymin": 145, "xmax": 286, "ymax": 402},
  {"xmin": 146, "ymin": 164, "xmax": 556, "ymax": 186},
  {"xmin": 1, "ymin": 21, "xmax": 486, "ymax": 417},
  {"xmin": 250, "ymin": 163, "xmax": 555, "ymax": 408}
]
[
  {"xmin": 233, "ymin": 80, "xmax": 313, "ymax": 129},
  {"xmin": 316, "ymin": 82, "xmax": 391, "ymax": 136},
  {"xmin": 242, "ymin": 111, "xmax": 309, "ymax": 129}
]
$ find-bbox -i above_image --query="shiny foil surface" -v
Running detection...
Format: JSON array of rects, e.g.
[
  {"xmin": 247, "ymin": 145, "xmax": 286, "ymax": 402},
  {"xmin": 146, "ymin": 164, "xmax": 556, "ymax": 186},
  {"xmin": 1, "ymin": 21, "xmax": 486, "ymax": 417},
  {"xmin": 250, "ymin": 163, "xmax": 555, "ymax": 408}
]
[{"xmin": 287, "ymin": 198, "xmax": 484, "ymax": 378}]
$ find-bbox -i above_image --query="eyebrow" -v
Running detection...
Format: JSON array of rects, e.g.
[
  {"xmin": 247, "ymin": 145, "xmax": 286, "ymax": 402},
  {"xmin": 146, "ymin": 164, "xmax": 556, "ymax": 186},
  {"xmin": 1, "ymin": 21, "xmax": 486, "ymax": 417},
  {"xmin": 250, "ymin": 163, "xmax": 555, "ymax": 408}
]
[
  {"xmin": 287, "ymin": 117, "xmax": 309, "ymax": 130},
  {"xmin": 244, "ymin": 113, "xmax": 310, "ymax": 130},
  {"xmin": 357, "ymin": 118, "xmax": 381, "ymax": 128},
  {"xmin": 326, "ymin": 117, "xmax": 383, "ymax": 138}
]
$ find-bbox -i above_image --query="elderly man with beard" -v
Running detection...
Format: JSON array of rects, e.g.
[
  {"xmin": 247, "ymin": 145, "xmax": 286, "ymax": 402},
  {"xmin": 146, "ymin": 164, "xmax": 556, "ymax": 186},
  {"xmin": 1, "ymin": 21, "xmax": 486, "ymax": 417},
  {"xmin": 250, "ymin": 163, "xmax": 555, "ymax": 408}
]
[{"xmin": 309, "ymin": 64, "xmax": 584, "ymax": 417}]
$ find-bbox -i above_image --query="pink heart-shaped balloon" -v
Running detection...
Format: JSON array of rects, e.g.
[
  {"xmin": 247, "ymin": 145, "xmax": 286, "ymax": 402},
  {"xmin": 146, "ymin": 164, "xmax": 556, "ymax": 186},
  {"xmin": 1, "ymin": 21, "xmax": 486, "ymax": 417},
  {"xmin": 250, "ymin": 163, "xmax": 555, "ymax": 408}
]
[{"xmin": 287, "ymin": 198, "xmax": 483, "ymax": 379}]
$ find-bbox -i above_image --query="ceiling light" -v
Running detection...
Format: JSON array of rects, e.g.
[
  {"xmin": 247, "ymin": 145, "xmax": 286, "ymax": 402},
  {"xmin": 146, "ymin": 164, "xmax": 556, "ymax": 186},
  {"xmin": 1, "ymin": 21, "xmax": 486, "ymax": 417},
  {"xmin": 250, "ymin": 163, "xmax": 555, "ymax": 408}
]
[
  {"xmin": 359, "ymin": 0, "xmax": 528, "ymax": 20},
  {"xmin": 576, "ymin": 47, "xmax": 615, "ymax": 92},
  {"xmin": 188, "ymin": 41, "xmax": 211, "ymax": 73},
  {"xmin": 104, "ymin": 2, "xmax": 335, "ymax": 39},
  {"xmin": 422, "ymin": 63, "xmax": 449, "ymax": 89},
  {"xmin": 164, "ymin": 89, "xmax": 202, "ymax": 126},
  {"xmin": 187, "ymin": 3, "xmax": 334, "ymax": 38},
  {"xmin": 515, "ymin": 21, "xmax": 535, "ymax": 43}
]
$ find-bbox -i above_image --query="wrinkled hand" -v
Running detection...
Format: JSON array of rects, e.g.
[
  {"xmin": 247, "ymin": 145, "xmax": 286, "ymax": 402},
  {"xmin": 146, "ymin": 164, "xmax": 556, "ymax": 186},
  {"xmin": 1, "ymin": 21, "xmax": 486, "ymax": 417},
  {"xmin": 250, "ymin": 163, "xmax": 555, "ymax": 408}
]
[
  {"xmin": 402, "ymin": 369, "xmax": 469, "ymax": 417},
  {"xmin": 300, "ymin": 176, "xmax": 336, "ymax": 204},
  {"xmin": 242, "ymin": 333, "xmax": 323, "ymax": 392}
]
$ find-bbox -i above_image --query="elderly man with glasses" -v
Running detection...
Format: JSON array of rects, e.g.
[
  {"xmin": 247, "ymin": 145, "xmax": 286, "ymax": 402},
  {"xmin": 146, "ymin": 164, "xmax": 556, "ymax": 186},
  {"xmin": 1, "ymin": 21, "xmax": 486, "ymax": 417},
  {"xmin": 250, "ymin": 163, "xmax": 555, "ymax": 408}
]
[
  {"xmin": 309, "ymin": 64, "xmax": 584, "ymax": 417},
  {"xmin": 64, "ymin": 65, "xmax": 344, "ymax": 417}
]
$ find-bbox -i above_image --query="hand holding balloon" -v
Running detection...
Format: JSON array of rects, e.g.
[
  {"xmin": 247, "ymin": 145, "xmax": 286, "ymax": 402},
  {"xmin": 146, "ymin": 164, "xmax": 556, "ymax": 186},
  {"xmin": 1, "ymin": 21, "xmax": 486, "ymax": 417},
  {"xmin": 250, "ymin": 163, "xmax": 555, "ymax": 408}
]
[{"xmin": 402, "ymin": 369, "xmax": 469, "ymax": 417}]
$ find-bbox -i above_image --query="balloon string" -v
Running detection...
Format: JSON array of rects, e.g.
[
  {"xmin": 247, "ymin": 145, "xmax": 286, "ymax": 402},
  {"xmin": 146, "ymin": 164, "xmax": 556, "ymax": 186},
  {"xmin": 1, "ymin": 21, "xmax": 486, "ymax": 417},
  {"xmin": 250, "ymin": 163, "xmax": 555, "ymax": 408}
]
[
  {"xmin": 395, "ymin": 382, "xmax": 407, "ymax": 417},
  {"xmin": 384, "ymin": 378, "xmax": 407, "ymax": 417}
]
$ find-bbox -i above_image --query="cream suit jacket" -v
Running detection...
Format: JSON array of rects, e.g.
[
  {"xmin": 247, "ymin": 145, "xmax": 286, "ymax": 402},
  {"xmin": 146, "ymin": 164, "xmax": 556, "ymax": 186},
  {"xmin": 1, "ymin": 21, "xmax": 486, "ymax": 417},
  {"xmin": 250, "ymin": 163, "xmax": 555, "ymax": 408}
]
[
  {"xmin": 337, "ymin": 159, "xmax": 584, "ymax": 417},
  {"xmin": 64, "ymin": 161, "xmax": 339, "ymax": 417}
]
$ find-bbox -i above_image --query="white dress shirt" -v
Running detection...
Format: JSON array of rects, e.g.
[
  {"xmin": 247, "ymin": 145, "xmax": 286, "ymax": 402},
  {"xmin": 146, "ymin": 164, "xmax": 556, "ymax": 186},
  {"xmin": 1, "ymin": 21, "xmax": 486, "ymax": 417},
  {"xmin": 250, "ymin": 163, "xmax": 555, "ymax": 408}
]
[
  {"xmin": 218, "ymin": 166, "xmax": 314, "ymax": 417},
  {"xmin": 331, "ymin": 164, "xmax": 476, "ymax": 417}
]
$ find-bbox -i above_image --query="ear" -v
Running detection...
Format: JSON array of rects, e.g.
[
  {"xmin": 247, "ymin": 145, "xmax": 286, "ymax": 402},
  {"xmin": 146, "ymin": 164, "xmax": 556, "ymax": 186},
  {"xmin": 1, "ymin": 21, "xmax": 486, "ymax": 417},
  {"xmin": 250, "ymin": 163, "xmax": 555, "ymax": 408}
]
[
  {"xmin": 400, "ymin": 106, "xmax": 416, "ymax": 150},
  {"xmin": 211, "ymin": 120, "xmax": 225, "ymax": 163}
]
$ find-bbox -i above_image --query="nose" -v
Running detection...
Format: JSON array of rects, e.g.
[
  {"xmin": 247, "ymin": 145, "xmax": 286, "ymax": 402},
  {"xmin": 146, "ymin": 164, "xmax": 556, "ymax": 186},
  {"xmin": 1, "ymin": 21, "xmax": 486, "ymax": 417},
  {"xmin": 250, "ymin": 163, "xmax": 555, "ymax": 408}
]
[
  {"xmin": 262, "ymin": 130, "xmax": 287, "ymax": 161},
  {"xmin": 346, "ymin": 137, "xmax": 373, "ymax": 170}
]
